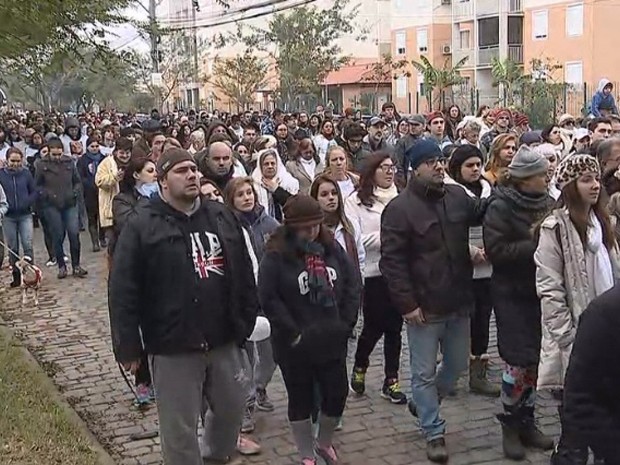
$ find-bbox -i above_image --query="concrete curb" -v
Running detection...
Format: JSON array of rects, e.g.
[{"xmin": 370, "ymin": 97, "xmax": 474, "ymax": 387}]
[{"xmin": 0, "ymin": 316, "xmax": 117, "ymax": 465}]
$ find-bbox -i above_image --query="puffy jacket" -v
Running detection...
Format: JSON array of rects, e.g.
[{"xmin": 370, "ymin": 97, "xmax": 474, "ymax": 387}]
[
  {"xmin": 95, "ymin": 156, "xmax": 121, "ymax": 228},
  {"xmin": 34, "ymin": 156, "xmax": 81, "ymax": 210},
  {"xmin": 109, "ymin": 196, "xmax": 258, "ymax": 363},
  {"xmin": 562, "ymin": 286, "xmax": 620, "ymax": 461},
  {"xmin": 534, "ymin": 208, "xmax": 620, "ymax": 389},
  {"xmin": 236, "ymin": 205, "xmax": 279, "ymax": 262},
  {"xmin": 591, "ymin": 78, "xmax": 619, "ymax": 117},
  {"xmin": 380, "ymin": 178, "xmax": 485, "ymax": 321},
  {"xmin": 258, "ymin": 230, "xmax": 361, "ymax": 363},
  {"xmin": 109, "ymin": 188, "xmax": 149, "ymax": 259},
  {"xmin": 0, "ymin": 168, "xmax": 37, "ymax": 217},
  {"xmin": 483, "ymin": 184, "xmax": 554, "ymax": 367}
]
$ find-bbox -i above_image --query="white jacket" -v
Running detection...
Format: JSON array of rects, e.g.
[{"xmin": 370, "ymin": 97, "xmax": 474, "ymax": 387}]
[
  {"xmin": 312, "ymin": 134, "xmax": 337, "ymax": 164},
  {"xmin": 535, "ymin": 208, "xmax": 620, "ymax": 389},
  {"xmin": 345, "ymin": 189, "xmax": 396, "ymax": 278},
  {"xmin": 334, "ymin": 219, "xmax": 366, "ymax": 279}
]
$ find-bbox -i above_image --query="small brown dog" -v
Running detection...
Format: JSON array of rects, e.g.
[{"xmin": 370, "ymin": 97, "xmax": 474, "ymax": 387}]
[{"xmin": 15, "ymin": 256, "xmax": 42, "ymax": 307}]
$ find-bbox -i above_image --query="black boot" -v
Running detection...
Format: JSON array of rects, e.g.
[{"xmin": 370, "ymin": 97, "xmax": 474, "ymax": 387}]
[
  {"xmin": 497, "ymin": 413, "xmax": 526, "ymax": 460},
  {"xmin": 519, "ymin": 406, "xmax": 554, "ymax": 451},
  {"xmin": 551, "ymin": 405, "xmax": 588, "ymax": 465},
  {"xmin": 89, "ymin": 225, "xmax": 101, "ymax": 252},
  {"xmin": 10, "ymin": 269, "xmax": 20, "ymax": 288}
]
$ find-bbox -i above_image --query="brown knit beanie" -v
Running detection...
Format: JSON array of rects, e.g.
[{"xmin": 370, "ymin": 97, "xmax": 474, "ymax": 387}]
[
  {"xmin": 156, "ymin": 148, "xmax": 195, "ymax": 177},
  {"xmin": 283, "ymin": 195, "xmax": 324, "ymax": 227}
]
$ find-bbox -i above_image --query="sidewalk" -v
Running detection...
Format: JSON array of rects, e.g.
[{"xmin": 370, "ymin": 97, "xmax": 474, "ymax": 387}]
[{"xmin": 0, "ymin": 230, "xmax": 560, "ymax": 464}]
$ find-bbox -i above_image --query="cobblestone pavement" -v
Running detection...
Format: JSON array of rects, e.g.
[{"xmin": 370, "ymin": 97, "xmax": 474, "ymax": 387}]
[{"xmin": 0, "ymin": 230, "xmax": 561, "ymax": 465}]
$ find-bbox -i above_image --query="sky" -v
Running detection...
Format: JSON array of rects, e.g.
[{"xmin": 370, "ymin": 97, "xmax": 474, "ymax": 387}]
[{"xmin": 106, "ymin": 1, "xmax": 151, "ymax": 54}]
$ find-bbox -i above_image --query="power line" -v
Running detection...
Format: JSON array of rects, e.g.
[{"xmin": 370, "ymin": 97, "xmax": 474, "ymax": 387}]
[
  {"xmin": 162, "ymin": 0, "xmax": 319, "ymax": 30},
  {"xmin": 160, "ymin": 0, "xmax": 295, "ymax": 25}
]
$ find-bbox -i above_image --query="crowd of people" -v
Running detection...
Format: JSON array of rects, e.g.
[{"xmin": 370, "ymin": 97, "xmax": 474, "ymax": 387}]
[{"xmin": 1, "ymin": 89, "xmax": 620, "ymax": 465}]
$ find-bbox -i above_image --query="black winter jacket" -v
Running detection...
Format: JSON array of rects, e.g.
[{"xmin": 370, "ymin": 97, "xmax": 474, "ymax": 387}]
[
  {"xmin": 258, "ymin": 231, "xmax": 361, "ymax": 364},
  {"xmin": 109, "ymin": 196, "xmax": 258, "ymax": 363},
  {"xmin": 483, "ymin": 184, "xmax": 553, "ymax": 367},
  {"xmin": 380, "ymin": 178, "xmax": 485, "ymax": 321},
  {"xmin": 34, "ymin": 156, "xmax": 81, "ymax": 210},
  {"xmin": 562, "ymin": 285, "xmax": 620, "ymax": 462}
]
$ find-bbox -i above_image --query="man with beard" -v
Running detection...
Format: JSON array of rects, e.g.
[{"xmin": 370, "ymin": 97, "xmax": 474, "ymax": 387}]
[
  {"xmin": 35, "ymin": 138, "xmax": 87, "ymax": 279},
  {"xmin": 362, "ymin": 117, "xmax": 393, "ymax": 157},
  {"xmin": 589, "ymin": 117, "xmax": 613, "ymax": 144},
  {"xmin": 395, "ymin": 114, "xmax": 426, "ymax": 186},
  {"xmin": 60, "ymin": 117, "xmax": 88, "ymax": 156},
  {"xmin": 95, "ymin": 137, "xmax": 133, "ymax": 247},
  {"xmin": 342, "ymin": 122, "xmax": 371, "ymax": 173},
  {"xmin": 480, "ymin": 108, "xmax": 512, "ymax": 154},
  {"xmin": 381, "ymin": 102, "xmax": 399, "ymax": 138},
  {"xmin": 109, "ymin": 148, "xmax": 257, "ymax": 465},
  {"xmin": 132, "ymin": 119, "xmax": 161, "ymax": 160},
  {"xmin": 380, "ymin": 139, "xmax": 486, "ymax": 462},
  {"xmin": 199, "ymin": 141, "xmax": 244, "ymax": 191}
]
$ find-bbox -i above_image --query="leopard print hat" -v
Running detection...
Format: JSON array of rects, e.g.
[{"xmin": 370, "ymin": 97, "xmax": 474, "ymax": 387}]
[{"xmin": 555, "ymin": 154, "xmax": 600, "ymax": 191}]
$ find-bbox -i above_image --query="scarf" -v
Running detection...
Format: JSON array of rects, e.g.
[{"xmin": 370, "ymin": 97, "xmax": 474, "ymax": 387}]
[
  {"xmin": 496, "ymin": 184, "xmax": 552, "ymax": 212},
  {"xmin": 373, "ymin": 184, "xmax": 398, "ymax": 206},
  {"xmin": 585, "ymin": 210, "xmax": 614, "ymax": 296},
  {"xmin": 297, "ymin": 238, "xmax": 336, "ymax": 308},
  {"xmin": 299, "ymin": 157, "xmax": 317, "ymax": 179}
]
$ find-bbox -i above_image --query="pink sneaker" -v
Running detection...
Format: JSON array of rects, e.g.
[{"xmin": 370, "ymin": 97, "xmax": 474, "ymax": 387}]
[
  {"xmin": 237, "ymin": 435, "xmax": 261, "ymax": 455},
  {"xmin": 301, "ymin": 458, "xmax": 316, "ymax": 465},
  {"xmin": 316, "ymin": 445, "xmax": 339, "ymax": 465}
]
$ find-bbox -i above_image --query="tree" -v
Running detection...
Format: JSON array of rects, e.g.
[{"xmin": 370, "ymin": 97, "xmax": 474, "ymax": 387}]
[
  {"xmin": 411, "ymin": 56, "xmax": 469, "ymax": 111},
  {"xmin": 361, "ymin": 54, "xmax": 410, "ymax": 113},
  {"xmin": 210, "ymin": 51, "xmax": 269, "ymax": 112},
  {"xmin": 491, "ymin": 57, "xmax": 527, "ymax": 106},
  {"xmin": 220, "ymin": 0, "xmax": 365, "ymax": 109},
  {"xmin": 0, "ymin": 0, "xmax": 132, "ymax": 61}
]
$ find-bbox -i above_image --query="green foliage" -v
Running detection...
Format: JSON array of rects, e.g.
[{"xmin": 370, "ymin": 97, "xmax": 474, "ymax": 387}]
[
  {"xmin": 0, "ymin": 0, "xmax": 133, "ymax": 60},
  {"xmin": 410, "ymin": 56, "xmax": 468, "ymax": 110},
  {"xmin": 220, "ymin": 0, "xmax": 364, "ymax": 108},
  {"xmin": 211, "ymin": 51, "xmax": 269, "ymax": 111},
  {"xmin": 490, "ymin": 57, "xmax": 527, "ymax": 106},
  {"xmin": 360, "ymin": 53, "xmax": 409, "ymax": 114}
]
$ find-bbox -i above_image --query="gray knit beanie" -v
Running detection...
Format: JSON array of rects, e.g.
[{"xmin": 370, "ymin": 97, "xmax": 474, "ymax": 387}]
[{"xmin": 508, "ymin": 145, "xmax": 549, "ymax": 179}]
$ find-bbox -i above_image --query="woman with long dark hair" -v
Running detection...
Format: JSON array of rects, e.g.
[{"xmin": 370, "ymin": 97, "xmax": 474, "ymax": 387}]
[
  {"xmin": 483, "ymin": 146, "xmax": 555, "ymax": 460},
  {"xmin": 541, "ymin": 124, "xmax": 571, "ymax": 159},
  {"xmin": 286, "ymin": 138, "xmax": 325, "ymax": 195},
  {"xmin": 345, "ymin": 153, "xmax": 405, "ymax": 403},
  {"xmin": 258, "ymin": 195, "xmax": 361, "ymax": 465},
  {"xmin": 110, "ymin": 157, "xmax": 158, "ymax": 406},
  {"xmin": 445, "ymin": 104, "xmax": 463, "ymax": 141},
  {"xmin": 311, "ymin": 174, "xmax": 364, "ymax": 279},
  {"xmin": 312, "ymin": 119, "xmax": 337, "ymax": 164},
  {"xmin": 535, "ymin": 154, "xmax": 619, "ymax": 464},
  {"xmin": 309, "ymin": 114, "xmax": 322, "ymax": 137}
]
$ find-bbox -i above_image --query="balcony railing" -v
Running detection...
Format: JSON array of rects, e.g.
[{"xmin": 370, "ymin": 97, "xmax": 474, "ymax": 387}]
[
  {"xmin": 477, "ymin": 0, "xmax": 523, "ymax": 16},
  {"xmin": 453, "ymin": 0, "xmax": 473, "ymax": 19},
  {"xmin": 508, "ymin": 44, "xmax": 523, "ymax": 63},
  {"xmin": 478, "ymin": 46, "xmax": 500, "ymax": 66}
]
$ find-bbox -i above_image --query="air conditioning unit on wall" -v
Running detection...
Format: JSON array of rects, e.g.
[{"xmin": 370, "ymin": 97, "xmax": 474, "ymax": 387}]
[{"xmin": 442, "ymin": 44, "xmax": 452, "ymax": 55}]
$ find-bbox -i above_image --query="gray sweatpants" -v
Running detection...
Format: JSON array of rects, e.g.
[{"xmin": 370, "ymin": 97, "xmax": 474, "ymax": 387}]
[{"xmin": 150, "ymin": 343, "xmax": 251, "ymax": 465}]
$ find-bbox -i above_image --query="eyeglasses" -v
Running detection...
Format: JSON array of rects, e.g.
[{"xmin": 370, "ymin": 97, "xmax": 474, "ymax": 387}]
[
  {"xmin": 378, "ymin": 164, "xmax": 397, "ymax": 173},
  {"xmin": 422, "ymin": 157, "xmax": 446, "ymax": 167}
]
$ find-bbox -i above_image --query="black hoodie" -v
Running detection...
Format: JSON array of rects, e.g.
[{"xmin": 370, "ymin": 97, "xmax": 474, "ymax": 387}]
[{"xmin": 109, "ymin": 195, "xmax": 258, "ymax": 362}]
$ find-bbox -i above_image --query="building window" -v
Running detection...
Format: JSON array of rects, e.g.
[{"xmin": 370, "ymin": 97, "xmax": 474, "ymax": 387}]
[
  {"xmin": 396, "ymin": 76, "xmax": 408, "ymax": 98},
  {"xmin": 565, "ymin": 61, "xmax": 583, "ymax": 85},
  {"xmin": 459, "ymin": 30, "xmax": 471, "ymax": 49},
  {"xmin": 417, "ymin": 28, "xmax": 428, "ymax": 53},
  {"xmin": 532, "ymin": 10, "xmax": 548, "ymax": 40},
  {"xmin": 566, "ymin": 4, "xmax": 583, "ymax": 37},
  {"xmin": 395, "ymin": 31, "xmax": 406, "ymax": 55},
  {"xmin": 460, "ymin": 76, "xmax": 471, "ymax": 92}
]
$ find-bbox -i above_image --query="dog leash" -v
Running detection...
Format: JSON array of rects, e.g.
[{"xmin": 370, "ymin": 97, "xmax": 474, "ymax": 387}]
[
  {"xmin": 0, "ymin": 238, "xmax": 38, "ymax": 274},
  {"xmin": 117, "ymin": 363, "xmax": 160, "ymax": 440}
]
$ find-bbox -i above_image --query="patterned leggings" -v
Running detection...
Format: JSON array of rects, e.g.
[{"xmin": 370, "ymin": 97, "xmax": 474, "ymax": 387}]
[{"xmin": 501, "ymin": 364, "xmax": 537, "ymax": 410}]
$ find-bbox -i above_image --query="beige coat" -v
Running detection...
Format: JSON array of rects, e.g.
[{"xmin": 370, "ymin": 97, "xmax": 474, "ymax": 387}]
[
  {"xmin": 285, "ymin": 159, "xmax": 324, "ymax": 195},
  {"xmin": 534, "ymin": 208, "xmax": 620, "ymax": 389},
  {"xmin": 95, "ymin": 156, "xmax": 120, "ymax": 228}
]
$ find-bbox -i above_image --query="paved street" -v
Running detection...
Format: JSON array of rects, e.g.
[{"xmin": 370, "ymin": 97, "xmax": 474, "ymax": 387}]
[{"xmin": 0, "ymin": 230, "xmax": 561, "ymax": 465}]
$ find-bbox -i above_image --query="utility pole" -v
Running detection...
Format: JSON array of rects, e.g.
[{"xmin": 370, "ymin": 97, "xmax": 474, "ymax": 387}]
[
  {"xmin": 149, "ymin": 0, "xmax": 160, "ymax": 73},
  {"xmin": 191, "ymin": 0, "xmax": 200, "ymax": 110}
]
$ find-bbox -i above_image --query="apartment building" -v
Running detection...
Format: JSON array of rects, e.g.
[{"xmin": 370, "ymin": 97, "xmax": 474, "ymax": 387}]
[
  {"xmin": 158, "ymin": 0, "xmax": 393, "ymax": 111},
  {"xmin": 523, "ymin": 0, "xmax": 620, "ymax": 88},
  {"xmin": 390, "ymin": 0, "xmax": 452, "ymax": 113}
]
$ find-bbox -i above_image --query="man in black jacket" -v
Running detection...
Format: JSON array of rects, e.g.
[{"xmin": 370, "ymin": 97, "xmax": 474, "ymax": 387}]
[
  {"xmin": 380, "ymin": 139, "xmax": 483, "ymax": 463},
  {"xmin": 552, "ymin": 285, "xmax": 620, "ymax": 465},
  {"xmin": 109, "ymin": 148, "xmax": 258, "ymax": 465}
]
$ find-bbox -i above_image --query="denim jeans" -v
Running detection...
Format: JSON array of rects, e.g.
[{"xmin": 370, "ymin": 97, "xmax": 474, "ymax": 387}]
[
  {"xmin": 407, "ymin": 315, "xmax": 470, "ymax": 440},
  {"xmin": 3, "ymin": 214, "xmax": 34, "ymax": 267},
  {"xmin": 43, "ymin": 205, "xmax": 81, "ymax": 269}
]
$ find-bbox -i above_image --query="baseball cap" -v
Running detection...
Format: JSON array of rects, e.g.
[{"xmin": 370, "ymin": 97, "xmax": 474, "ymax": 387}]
[
  {"xmin": 407, "ymin": 114, "xmax": 426, "ymax": 125},
  {"xmin": 368, "ymin": 116, "xmax": 386, "ymax": 127}
]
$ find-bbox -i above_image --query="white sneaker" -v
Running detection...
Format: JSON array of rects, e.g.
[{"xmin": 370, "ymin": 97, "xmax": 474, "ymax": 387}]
[{"xmin": 46, "ymin": 258, "xmax": 57, "ymax": 267}]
